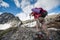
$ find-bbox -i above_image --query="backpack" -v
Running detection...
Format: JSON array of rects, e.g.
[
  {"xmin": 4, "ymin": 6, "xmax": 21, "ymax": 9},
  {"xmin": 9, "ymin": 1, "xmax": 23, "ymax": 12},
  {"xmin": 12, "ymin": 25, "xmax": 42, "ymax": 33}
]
[
  {"xmin": 32, "ymin": 8, "xmax": 41, "ymax": 13},
  {"xmin": 32, "ymin": 8, "xmax": 48, "ymax": 18}
]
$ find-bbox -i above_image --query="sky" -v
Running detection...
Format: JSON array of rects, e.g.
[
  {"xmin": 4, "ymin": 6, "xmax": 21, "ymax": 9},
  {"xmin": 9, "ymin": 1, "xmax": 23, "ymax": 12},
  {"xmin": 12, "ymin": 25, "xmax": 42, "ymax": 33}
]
[{"xmin": 0, "ymin": 0, "xmax": 60, "ymax": 21}]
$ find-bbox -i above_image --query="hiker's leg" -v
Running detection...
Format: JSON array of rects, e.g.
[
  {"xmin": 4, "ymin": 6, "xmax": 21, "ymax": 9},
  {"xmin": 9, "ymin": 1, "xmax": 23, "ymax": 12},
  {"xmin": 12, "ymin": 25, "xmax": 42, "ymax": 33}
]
[
  {"xmin": 39, "ymin": 17, "xmax": 47, "ymax": 32},
  {"xmin": 39, "ymin": 17, "xmax": 50, "ymax": 39},
  {"xmin": 35, "ymin": 17, "xmax": 44, "ymax": 31},
  {"xmin": 42, "ymin": 23, "xmax": 48, "ymax": 34},
  {"xmin": 41, "ymin": 20, "xmax": 50, "ymax": 39},
  {"xmin": 35, "ymin": 19, "xmax": 40, "ymax": 31}
]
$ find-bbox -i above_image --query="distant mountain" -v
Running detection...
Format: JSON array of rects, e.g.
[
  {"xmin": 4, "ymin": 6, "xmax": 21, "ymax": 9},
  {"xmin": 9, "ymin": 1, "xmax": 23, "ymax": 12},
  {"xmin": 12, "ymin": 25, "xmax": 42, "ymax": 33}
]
[
  {"xmin": 0, "ymin": 12, "xmax": 22, "ymax": 30},
  {"xmin": 0, "ymin": 12, "xmax": 20, "ymax": 24}
]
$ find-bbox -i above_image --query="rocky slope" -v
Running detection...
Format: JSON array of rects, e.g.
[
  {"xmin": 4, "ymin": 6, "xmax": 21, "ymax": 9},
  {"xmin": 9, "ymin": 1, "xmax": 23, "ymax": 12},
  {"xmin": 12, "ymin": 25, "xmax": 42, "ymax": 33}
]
[
  {"xmin": 47, "ymin": 14, "xmax": 60, "ymax": 29},
  {"xmin": 0, "ymin": 13, "xmax": 60, "ymax": 40},
  {"xmin": 0, "ymin": 27, "xmax": 36, "ymax": 40}
]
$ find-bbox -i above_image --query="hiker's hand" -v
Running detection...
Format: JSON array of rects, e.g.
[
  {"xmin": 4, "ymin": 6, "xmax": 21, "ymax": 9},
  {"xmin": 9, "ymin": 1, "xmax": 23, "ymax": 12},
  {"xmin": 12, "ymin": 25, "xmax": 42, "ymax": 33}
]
[{"xmin": 30, "ymin": 14, "xmax": 33, "ymax": 16}]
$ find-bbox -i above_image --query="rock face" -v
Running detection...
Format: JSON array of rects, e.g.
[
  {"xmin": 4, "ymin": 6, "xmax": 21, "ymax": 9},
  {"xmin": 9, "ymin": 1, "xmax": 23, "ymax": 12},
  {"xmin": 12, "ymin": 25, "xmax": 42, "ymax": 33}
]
[
  {"xmin": 0, "ymin": 12, "xmax": 22, "ymax": 30},
  {"xmin": 47, "ymin": 14, "xmax": 60, "ymax": 29},
  {"xmin": 0, "ymin": 27, "xmax": 37, "ymax": 40},
  {"xmin": 55, "ymin": 14, "xmax": 60, "ymax": 22},
  {"xmin": 0, "ymin": 12, "xmax": 20, "ymax": 24},
  {"xmin": 46, "ymin": 14, "xmax": 60, "ymax": 40}
]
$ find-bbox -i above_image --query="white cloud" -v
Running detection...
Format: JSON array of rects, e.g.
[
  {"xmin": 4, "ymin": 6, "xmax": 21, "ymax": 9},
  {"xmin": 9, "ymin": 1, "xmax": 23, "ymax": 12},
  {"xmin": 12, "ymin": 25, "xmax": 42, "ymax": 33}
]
[
  {"xmin": 20, "ymin": 0, "xmax": 30, "ymax": 8},
  {"xmin": 0, "ymin": 0, "xmax": 9, "ymax": 8},
  {"xmin": 34, "ymin": 0, "xmax": 60, "ymax": 10},
  {"xmin": 0, "ymin": 12, "xmax": 2, "ymax": 15},
  {"xmin": 16, "ymin": 12, "xmax": 34, "ymax": 21},
  {"xmin": 14, "ymin": 0, "xmax": 30, "ymax": 8},
  {"xmin": 16, "ymin": 12, "xmax": 28, "ymax": 21},
  {"xmin": 14, "ymin": 0, "xmax": 60, "ymax": 10},
  {"xmin": 16, "ymin": 5, "xmax": 34, "ymax": 21},
  {"xmin": 14, "ymin": 0, "xmax": 20, "ymax": 8},
  {"xmin": 48, "ymin": 12, "xmax": 59, "ymax": 15}
]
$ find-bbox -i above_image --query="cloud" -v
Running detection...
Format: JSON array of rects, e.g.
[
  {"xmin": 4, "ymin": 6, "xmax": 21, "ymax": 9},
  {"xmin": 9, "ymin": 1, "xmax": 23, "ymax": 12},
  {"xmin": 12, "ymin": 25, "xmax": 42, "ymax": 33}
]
[
  {"xmin": 16, "ymin": 5, "xmax": 34, "ymax": 21},
  {"xmin": 20, "ymin": 0, "xmax": 30, "ymax": 8},
  {"xmin": 48, "ymin": 12, "xmax": 59, "ymax": 15},
  {"xmin": 34, "ymin": 0, "xmax": 60, "ymax": 10},
  {"xmin": 16, "ymin": 12, "xmax": 28, "ymax": 21},
  {"xmin": 16, "ymin": 12, "xmax": 34, "ymax": 21},
  {"xmin": 0, "ymin": 0, "xmax": 9, "ymax": 8},
  {"xmin": 14, "ymin": 0, "xmax": 20, "ymax": 8},
  {"xmin": 14, "ymin": 0, "xmax": 60, "ymax": 10},
  {"xmin": 0, "ymin": 12, "xmax": 2, "ymax": 15},
  {"xmin": 14, "ymin": 0, "xmax": 30, "ymax": 8}
]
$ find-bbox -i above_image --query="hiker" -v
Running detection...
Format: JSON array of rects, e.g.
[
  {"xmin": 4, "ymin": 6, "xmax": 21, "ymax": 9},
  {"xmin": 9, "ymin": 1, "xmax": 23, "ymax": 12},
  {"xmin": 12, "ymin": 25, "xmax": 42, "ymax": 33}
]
[{"xmin": 30, "ymin": 7, "xmax": 49, "ymax": 39}]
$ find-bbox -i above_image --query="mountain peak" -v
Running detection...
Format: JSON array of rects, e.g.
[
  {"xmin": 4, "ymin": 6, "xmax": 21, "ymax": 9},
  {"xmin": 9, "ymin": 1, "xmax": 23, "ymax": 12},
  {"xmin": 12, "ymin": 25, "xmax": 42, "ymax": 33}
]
[{"xmin": 0, "ymin": 12, "xmax": 16, "ymax": 24}]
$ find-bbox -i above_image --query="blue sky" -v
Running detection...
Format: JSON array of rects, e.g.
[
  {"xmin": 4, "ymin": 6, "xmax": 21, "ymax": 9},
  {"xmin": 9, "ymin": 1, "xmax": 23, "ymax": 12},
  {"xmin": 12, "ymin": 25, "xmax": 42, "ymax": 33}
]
[
  {"xmin": 0, "ymin": 0, "xmax": 38, "ymax": 15},
  {"xmin": 48, "ymin": 5, "xmax": 60, "ymax": 13},
  {"xmin": 0, "ymin": 0, "xmax": 22, "ymax": 15}
]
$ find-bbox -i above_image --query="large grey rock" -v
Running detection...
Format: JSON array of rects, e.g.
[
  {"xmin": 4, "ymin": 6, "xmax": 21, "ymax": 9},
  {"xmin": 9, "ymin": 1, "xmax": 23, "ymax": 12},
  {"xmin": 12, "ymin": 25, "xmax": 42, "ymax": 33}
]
[{"xmin": 0, "ymin": 27, "xmax": 36, "ymax": 40}]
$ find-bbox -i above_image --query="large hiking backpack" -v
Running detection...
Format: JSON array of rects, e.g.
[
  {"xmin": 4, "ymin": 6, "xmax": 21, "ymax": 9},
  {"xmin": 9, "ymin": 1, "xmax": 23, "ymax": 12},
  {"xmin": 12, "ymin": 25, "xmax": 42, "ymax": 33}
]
[
  {"xmin": 32, "ymin": 8, "xmax": 48, "ymax": 18},
  {"xmin": 32, "ymin": 8, "xmax": 41, "ymax": 13}
]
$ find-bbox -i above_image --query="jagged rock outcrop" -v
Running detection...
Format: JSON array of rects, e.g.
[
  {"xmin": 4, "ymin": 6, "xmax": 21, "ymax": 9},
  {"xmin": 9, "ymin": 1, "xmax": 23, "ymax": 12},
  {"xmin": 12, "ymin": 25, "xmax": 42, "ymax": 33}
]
[
  {"xmin": 0, "ymin": 30, "xmax": 3, "ymax": 33},
  {"xmin": 0, "ymin": 12, "xmax": 22, "ymax": 30},
  {"xmin": 0, "ymin": 26, "xmax": 37, "ymax": 40},
  {"xmin": 0, "ymin": 27, "xmax": 18, "ymax": 40},
  {"xmin": 46, "ymin": 14, "xmax": 60, "ymax": 40},
  {"xmin": 55, "ymin": 14, "xmax": 60, "ymax": 22},
  {"xmin": 0, "ymin": 12, "xmax": 20, "ymax": 24},
  {"xmin": 47, "ymin": 14, "xmax": 60, "ymax": 29}
]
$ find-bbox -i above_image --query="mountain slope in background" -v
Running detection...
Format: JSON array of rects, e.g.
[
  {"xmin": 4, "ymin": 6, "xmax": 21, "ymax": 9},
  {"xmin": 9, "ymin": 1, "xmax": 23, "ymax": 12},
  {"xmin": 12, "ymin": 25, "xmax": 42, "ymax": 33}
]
[
  {"xmin": 0, "ymin": 12, "xmax": 21, "ymax": 30},
  {"xmin": 0, "ymin": 12, "xmax": 20, "ymax": 24}
]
